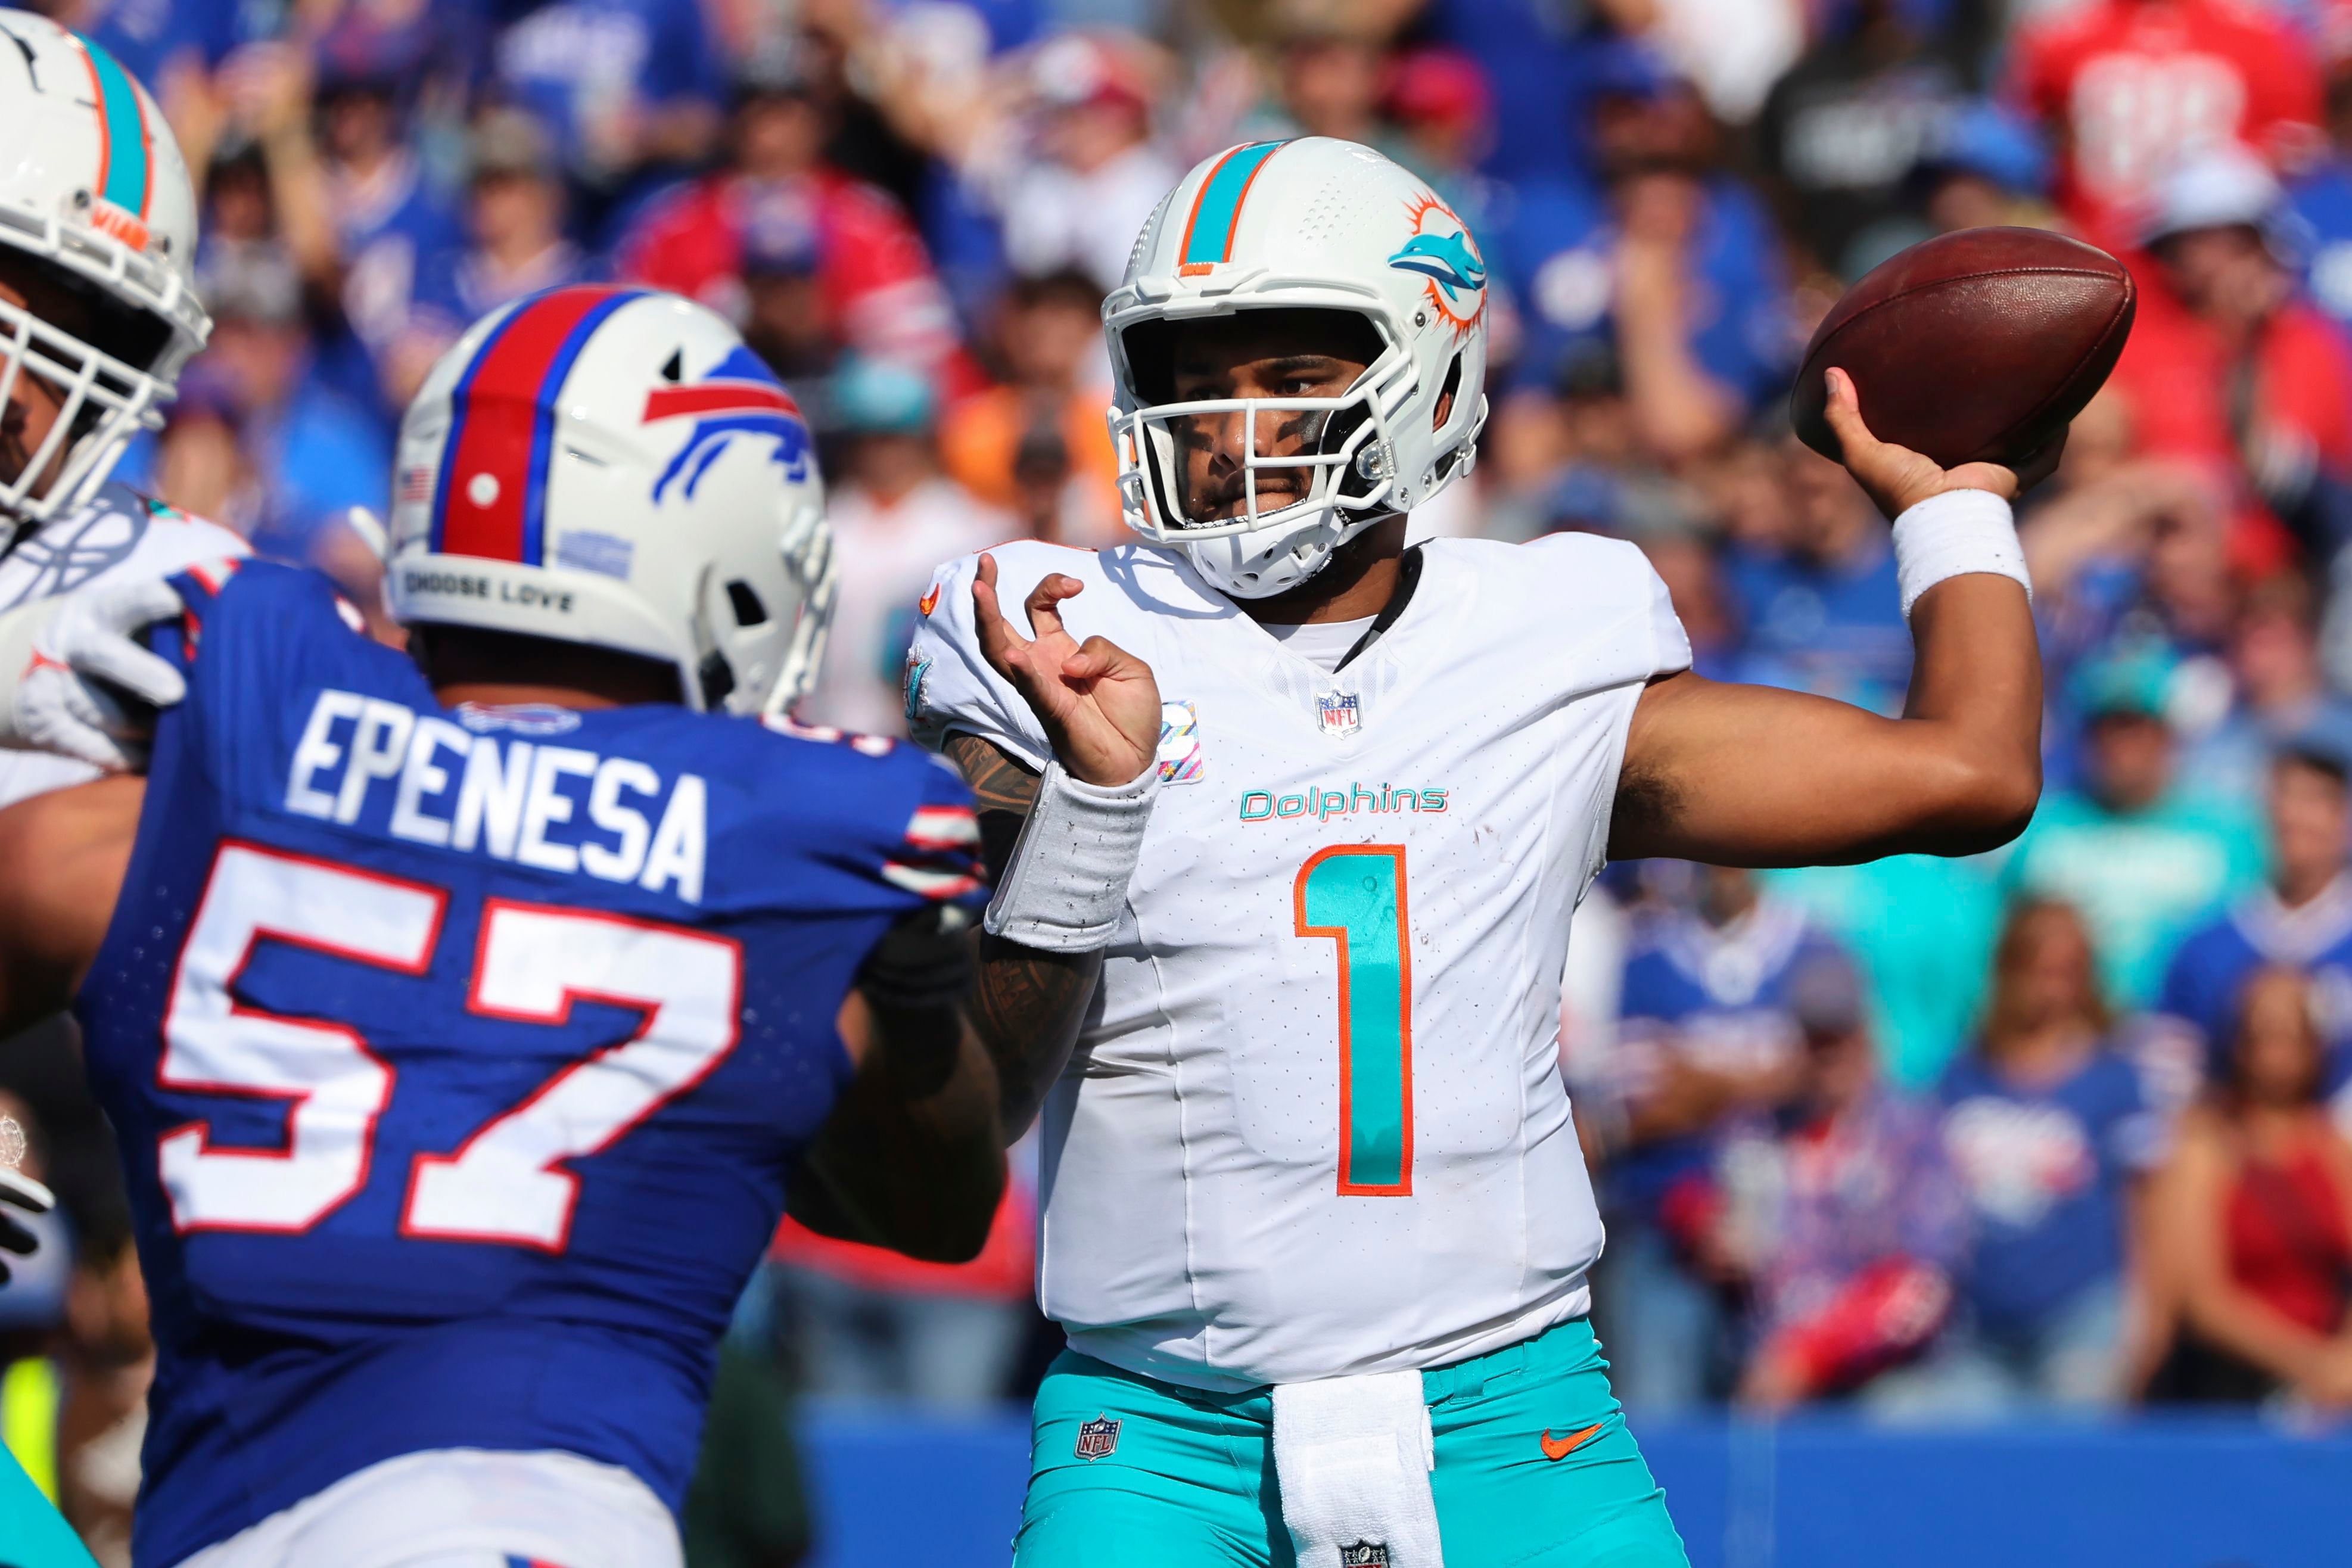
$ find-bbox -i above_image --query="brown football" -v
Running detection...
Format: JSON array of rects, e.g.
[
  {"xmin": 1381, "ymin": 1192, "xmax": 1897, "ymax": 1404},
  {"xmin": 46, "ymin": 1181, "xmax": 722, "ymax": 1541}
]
[{"xmin": 1790, "ymin": 226, "xmax": 2136, "ymax": 471}]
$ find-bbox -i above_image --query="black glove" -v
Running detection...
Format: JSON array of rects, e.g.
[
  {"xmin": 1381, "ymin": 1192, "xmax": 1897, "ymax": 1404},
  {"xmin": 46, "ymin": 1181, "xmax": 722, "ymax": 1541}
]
[
  {"xmin": 855, "ymin": 904, "xmax": 977, "ymax": 1013},
  {"xmin": 0, "ymin": 1168, "xmax": 54, "ymax": 1286}
]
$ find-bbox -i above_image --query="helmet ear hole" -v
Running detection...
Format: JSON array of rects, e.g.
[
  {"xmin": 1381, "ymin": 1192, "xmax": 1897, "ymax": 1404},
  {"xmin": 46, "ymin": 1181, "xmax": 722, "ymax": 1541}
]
[{"xmin": 726, "ymin": 580, "xmax": 769, "ymax": 626}]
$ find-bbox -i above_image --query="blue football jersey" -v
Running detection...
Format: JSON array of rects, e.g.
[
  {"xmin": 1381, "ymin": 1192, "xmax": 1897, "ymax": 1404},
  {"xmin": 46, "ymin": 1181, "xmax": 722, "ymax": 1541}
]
[{"xmin": 72, "ymin": 561, "xmax": 985, "ymax": 1567}]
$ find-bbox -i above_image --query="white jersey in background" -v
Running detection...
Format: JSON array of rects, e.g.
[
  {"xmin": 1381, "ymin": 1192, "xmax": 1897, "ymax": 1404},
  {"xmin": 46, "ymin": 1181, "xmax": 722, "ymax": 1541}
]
[
  {"xmin": 801, "ymin": 475, "xmax": 1012, "ymax": 736},
  {"xmin": 0, "ymin": 480, "xmax": 246, "ymax": 808},
  {"xmin": 908, "ymin": 530, "xmax": 1691, "ymax": 1392}
]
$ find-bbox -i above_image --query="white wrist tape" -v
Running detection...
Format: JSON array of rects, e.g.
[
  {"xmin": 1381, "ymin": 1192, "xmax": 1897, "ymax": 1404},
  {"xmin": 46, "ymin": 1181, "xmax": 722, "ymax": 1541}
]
[
  {"xmin": 1890, "ymin": 488, "xmax": 2031, "ymax": 620},
  {"xmin": 984, "ymin": 758, "xmax": 1161, "ymax": 951}
]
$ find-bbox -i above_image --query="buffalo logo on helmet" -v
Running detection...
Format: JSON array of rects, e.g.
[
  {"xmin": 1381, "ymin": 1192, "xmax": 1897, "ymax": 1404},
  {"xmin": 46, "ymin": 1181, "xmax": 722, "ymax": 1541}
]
[
  {"xmin": 1387, "ymin": 195, "xmax": 1485, "ymax": 334},
  {"xmin": 643, "ymin": 345, "xmax": 815, "ymax": 503}
]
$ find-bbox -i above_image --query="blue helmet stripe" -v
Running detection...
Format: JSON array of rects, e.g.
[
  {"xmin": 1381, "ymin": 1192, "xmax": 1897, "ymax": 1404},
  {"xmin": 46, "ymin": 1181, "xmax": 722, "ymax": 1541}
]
[{"xmin": 1180, "ymin": 142, "xmax": 1283, "ymax": 269}]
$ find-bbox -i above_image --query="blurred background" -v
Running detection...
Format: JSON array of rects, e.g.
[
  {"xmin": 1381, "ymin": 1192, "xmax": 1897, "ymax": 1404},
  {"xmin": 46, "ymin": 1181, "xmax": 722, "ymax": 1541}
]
[{"xmin": 8, "ymin": 0, "xmax": 2352, "ymax": 1563}]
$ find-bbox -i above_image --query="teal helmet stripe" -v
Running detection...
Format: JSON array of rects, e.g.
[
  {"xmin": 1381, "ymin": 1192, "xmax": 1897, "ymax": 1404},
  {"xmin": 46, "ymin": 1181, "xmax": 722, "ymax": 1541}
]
[
  {"xmin": 1179, "ymin": 141, "xmax": 1284, "ymax": 269},
  {"xmin": 78, "ymin": 36, "xmax": 151, "ymax": 218}
]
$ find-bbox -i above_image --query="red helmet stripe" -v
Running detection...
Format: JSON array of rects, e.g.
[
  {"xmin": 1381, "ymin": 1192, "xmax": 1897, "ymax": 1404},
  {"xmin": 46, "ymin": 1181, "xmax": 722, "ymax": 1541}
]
[
  {"xmin": 432, "ymin": 285, "xmax": 642, "ymax": 565},
  {"xmin": 642, "ymin": 381, "xmax": 799, "ymax": 422}
]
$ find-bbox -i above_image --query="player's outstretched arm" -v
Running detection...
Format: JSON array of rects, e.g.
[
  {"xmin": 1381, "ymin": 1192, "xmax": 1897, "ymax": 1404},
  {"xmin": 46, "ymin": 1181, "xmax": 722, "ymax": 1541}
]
[
  {"xmin": 944, "ymin": 733, "xmax": 1106, "ymax": 1138},
  {"xmin": 1610, "ymin": 368, "xmax": 2048, "ymax": 866},
  {"xmin": 788, "ymin": 975, "xmax": 1009, "ymax": 1265},
  {"xmin": 0, "ymin": 776, "xmax": 141, "ymax": 1037}
]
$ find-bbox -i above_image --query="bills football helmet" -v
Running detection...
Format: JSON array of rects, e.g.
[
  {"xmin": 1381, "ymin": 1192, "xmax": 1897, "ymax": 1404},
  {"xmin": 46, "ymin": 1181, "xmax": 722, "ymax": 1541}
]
[
  {"xmin": 0, "ymin": 14, "xmax": 209, "ymax": 535},
  {"xmin": 387, "ymin": 286, "xmax": 836, "ymax": 716},
  {"xmin": 1103, "ymin": 137, "xmax": 1489, "ymax": 598}
]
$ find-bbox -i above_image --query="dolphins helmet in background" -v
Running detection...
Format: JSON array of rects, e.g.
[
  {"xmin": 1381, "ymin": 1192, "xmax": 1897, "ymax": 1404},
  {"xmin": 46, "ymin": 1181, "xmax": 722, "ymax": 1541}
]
[
  {"xmin": 387, "ymin": 286, "xmax": 837, "ymax": 716},
  {"xmin": 0, "ymin": 14, "xmax": 209, "ymax": 539},
  {"xmin": 1102, "ymin": 136, "xmax": 1489, "ymax": 598}
]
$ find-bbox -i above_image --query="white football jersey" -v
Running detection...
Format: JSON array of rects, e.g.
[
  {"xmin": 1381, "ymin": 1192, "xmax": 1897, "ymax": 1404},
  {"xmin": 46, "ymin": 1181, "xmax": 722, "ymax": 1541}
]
[
  {"xmin": 0, "ymin": 480, "xmax": 247, "ymax": 808},
  {"xmin": 907, "ymin": 531, "xmax": 1691, "ymax": 1391}
]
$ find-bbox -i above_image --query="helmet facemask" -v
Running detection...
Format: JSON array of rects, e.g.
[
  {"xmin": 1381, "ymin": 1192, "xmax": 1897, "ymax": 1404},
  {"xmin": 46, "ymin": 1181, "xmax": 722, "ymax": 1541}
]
[
  {"xmin": 1111, "ymin": 304, "xmax": 1416, "ymax": 596},
  {"xmin": 0, "ymin": 272, "xmax": 176, "ymax": 531}
]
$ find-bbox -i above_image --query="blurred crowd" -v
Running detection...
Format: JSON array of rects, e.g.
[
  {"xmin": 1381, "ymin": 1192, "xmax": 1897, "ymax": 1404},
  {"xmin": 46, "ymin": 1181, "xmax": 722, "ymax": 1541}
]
[{"xmin": 17, "ymin": 0, "xmax": 2352, "ymax": 1556}]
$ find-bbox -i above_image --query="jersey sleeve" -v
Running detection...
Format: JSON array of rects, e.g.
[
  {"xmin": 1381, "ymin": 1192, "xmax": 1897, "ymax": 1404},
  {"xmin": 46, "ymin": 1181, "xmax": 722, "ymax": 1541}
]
[
  {"xmin": 903, "ymin": 550, "xmax": 1055, "ymax": 770},
  {"xmin": 1514, "ymin": 532, "xmax": 1693, "ymax": 692}
]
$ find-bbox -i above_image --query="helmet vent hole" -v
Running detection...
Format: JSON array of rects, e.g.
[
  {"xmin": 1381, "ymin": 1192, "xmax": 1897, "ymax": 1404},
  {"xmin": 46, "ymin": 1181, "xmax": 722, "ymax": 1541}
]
[
  {"xmin": 726, "ymin": 580, "xmax": 769, "ymax": 626},
  {"xmin": 660, "ymin": 349, "xmax": 683, "ymax": 383}
]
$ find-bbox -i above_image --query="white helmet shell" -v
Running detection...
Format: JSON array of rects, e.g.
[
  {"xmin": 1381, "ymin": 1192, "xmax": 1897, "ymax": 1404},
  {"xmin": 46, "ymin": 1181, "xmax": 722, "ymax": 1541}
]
[
  {"xmin": 0, "ymin": 14, "xmax": 207, "ymax": 536},
  {"xmin": 387, "ymin": 287, "xmax": 837, "ymax": 717},
  {"xmin": 1103, "ymin": 137, "xmax": 1489, "ymax": 598}
]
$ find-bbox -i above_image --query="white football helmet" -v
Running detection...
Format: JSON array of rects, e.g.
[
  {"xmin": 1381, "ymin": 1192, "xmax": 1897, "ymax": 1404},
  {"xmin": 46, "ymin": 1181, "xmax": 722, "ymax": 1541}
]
[
  {"xmin": 1103, "ymin": 137, "xmax": 1489, "ymax": 598},
  {"xmin": 0, "ymin": 14, "xmax": 209, "ymax": 535},
  {"xmin": 387, "ymin": 287, "xmax": 836, "ymax": 716}
]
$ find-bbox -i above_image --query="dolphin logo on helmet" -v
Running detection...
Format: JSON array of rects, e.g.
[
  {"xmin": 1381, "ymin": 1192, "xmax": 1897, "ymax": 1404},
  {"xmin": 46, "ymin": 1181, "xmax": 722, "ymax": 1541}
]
[{"xmin": 1386, "ymin": 232, "xmax": 1486, "ymax": 301}]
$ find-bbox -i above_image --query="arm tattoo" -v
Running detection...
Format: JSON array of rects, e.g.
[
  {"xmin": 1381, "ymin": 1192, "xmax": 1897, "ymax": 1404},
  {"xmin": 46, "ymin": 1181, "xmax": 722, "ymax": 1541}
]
[{"xmin": 941, "ymin": 732, "xmax": 1106, "ymax": 1140}]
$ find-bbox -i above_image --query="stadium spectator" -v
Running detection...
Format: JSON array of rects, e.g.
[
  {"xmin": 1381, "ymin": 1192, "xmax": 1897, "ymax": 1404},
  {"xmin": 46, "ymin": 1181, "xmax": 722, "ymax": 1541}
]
[
  {"xmin": 1922, "ymin": 901, "xmax": 2164, "ymax": 1411},
  {"xmin": 192, "ymin": 239, "xmax": 390, "ymax": 580},
  {"xmin": 304, "ymin": 10, "xmax": 466, "ymax": 425},
  {"xmin": 938, "ymin": 268, "xmax": 1119, "ymax": 546},
  {"xmin": 1712, "ymin": 954, "xmax": 1970, "ymax": 1411},
  {"xmin": 2153, "ymin": 727, "xmax": 2352, "ymax": 1115},
  {"xmin": 488, "ymin": 0, "xmax": 723, "ymax": 207},
  {"xmin": 1486, "ymin": 50, "xmax": 1791, "ymax": 465},
  {"xmin": 2110, "ymin": 146, "xmax": 2352, "ymax": 579},
  {"xmin": 1721, "ymin": 434, "xmax": 1909, "ymax": 714},
  {"xmin": 967, "ymin": 33, "xmax": 1178, "ymax": 293},
  {"xmin": 2004, "ymin": 0, "xmax": 2322, "ymax": 257},
  {"xmin": 800, "ymin": 358, "xmax": 1015, "ymax": 739},
  {"xmin": 1754, "ymin": 0, "xmax": 1974, "ymax": 279},
  {"xmin": 2288, "ymin": 54, "xmax": 2352, "ymax": 335},
  {"xmin": 2003, "ymin": 643, "xmax": 2266, "ymax": 1008},
  {"xmin": 1599, "ymin": 866, "xmax": 1840, "ymax": 1411},
  {"xmin": 1378, "ymin": 45, "xmax": 1499, "ymax": 228},
  {"xmin": 410, "ymin": 108, "xmax": 592, "ymax": 346},
  {"xmin": 2145, "ymin": 967, "xmax": 2352, "ymax": 1405},
  {"xmin": 617, "ymin": 56, "xmax": 970, "ymax": 396}
]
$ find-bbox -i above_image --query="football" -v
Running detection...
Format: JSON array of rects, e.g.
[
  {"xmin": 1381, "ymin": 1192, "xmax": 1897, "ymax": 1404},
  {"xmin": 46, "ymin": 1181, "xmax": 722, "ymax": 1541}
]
[{"xmin": 1790, "ymin": 226, "xmax": 2136, "ymax": 471}]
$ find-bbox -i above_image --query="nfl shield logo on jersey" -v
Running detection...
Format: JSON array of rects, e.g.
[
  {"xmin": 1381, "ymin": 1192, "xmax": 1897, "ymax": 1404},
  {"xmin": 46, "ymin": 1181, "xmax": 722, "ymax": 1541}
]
[
  {"xmin": 1339, "ymin": 1544, "xmax": 1390, "ymax": 1566},
  {"xmin": 1318, "ymin": 690, "xmax": 1361, "ymax": 738},
  {"xmin": 1075, "ymin": 1415, "xmax": 1122, "ymax": 1461}
]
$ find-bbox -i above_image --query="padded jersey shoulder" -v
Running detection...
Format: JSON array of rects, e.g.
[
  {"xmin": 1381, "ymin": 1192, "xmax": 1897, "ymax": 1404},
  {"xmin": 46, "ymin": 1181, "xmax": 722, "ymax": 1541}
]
[{"xmin": 1419, "ymin": 532, "xmax": 1693, "ymax": 692}]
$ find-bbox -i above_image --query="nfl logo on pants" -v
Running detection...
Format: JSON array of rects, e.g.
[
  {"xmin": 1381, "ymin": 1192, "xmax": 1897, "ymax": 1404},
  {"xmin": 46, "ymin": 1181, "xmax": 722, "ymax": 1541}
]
[
  {"xmin": 1075, "ymin": 1415, "xmax": 1121, "ymax": 1461},
  {"xmin": 1339, "ymin": 1544, "xmax": 1389, "ymax": 1566}
]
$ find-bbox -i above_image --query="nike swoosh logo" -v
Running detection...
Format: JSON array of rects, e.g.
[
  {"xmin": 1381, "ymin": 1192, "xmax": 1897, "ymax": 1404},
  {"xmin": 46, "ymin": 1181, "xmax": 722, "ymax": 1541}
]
[{"xmin": 1539, "ymin": 1423, "xmax": 1604, "ymax": 1461}]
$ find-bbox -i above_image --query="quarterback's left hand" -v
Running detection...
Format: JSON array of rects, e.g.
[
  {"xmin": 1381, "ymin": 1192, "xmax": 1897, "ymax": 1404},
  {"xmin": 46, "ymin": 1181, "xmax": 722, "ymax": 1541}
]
[
  {"xmin": 1824, "ymin": 366, "xmax": 2066, "ymax": 518},
  {"xmin": 0, "ymin": 574, "xmax": 189, "ymax": 771}
]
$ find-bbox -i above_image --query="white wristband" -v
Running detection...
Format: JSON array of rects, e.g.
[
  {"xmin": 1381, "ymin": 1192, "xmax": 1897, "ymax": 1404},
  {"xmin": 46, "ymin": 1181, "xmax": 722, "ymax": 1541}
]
[
  {"xmin": 1890, "ymin": 489, "xmax": 2031, "ymax": 620},
  {"xmin": 984, "ymin": 758, "xmax": 1161, "ymax": 951}
]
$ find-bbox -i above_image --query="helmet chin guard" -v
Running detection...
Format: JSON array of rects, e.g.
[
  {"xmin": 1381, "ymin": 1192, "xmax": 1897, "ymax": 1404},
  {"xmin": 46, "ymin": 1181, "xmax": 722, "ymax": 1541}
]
[{"xmin": 1103, "ymin": 138, "xmax": 1489, "ymax": 599}]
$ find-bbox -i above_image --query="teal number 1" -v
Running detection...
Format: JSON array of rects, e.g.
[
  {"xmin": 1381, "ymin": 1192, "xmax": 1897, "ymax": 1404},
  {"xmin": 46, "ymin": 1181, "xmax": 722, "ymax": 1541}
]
[{"xmin": 1293, "ymin": 845, "xmax": 1414, "ymax": 1196}]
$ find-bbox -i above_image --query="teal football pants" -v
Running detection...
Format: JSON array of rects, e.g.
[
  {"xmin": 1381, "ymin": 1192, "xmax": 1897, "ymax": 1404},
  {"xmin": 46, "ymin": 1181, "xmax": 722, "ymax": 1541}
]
[{"xmin": 1013, "ymin": 1316, "xmax": 1688, "ymax": 1567}]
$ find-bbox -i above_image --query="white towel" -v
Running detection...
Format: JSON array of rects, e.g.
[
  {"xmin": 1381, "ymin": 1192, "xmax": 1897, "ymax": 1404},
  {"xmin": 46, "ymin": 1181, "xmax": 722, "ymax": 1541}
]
[{"xmin": 1270, "ymin": 1371, "xmax": 1445, "ymax": 1568}]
